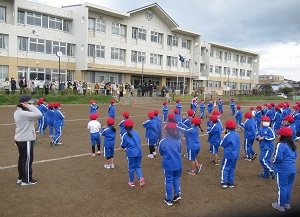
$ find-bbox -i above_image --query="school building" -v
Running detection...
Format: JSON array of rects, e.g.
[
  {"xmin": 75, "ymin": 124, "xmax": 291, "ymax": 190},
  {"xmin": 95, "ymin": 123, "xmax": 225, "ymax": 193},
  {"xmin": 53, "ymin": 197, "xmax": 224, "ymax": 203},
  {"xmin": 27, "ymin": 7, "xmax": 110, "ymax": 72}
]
[{"xmin": 0, "ymin": 0, "xmax": 259, "ymax": 94}]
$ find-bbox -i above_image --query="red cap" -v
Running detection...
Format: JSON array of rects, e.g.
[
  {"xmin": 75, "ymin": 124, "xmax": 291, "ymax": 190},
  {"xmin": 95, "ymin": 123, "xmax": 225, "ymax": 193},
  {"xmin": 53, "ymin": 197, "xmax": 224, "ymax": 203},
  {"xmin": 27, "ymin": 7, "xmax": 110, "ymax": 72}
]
[
  {"xmin": 148, "ymin": 112, "xmax": 154, "ymax": 119},
  {"xmin": 110, "ymin": 99, "xmax": 115, "ymax": 104},
  {"xmin": 283, "ymin": 115, "xmax": 294, "ymax": 123},
  {"xmin": 53, "ymin": 102, "xmax": 61, "ymax": 108},
  {"xmin": 236, "ymin": 105, "xmax": 241, "ymax": 109},
  {"xmin": 244, "ymin": 112, "xmax": 252, "ymax": 119},
  {"xmin": 261, "ymin": 116, "xmax": 270, "ymax": 122},
  {"xmin": 153, "ymin": 110, "xmax": 159, "ymax": 115},
  {"xmin": 106, "ymin": 118, "xmax": 115, "ymax": 125},
  {"xmin": 90, "ymin": 113, "xmax": 98, "ymax": 120},
  {"xmin": 293, "ymin": 105, "xmax": 298, "ymax": 109},
  {"xmin": 48, "ymin": 103, "xmax": 53, "ymax": 108},
  {"xmin": 168, "ymin": 113, "xmax": 175, "ymax": 121},
  {"xmin": 90, "ymin": 100, "xmax": 95, "ymax": 104},
  {"xmin": 165, "ymin": 122, "xmax": 177, "ymax": 129},
  {"xmin": 250, "ymin": 107, "xmax": 254, "ymax": 110},
  {"xmin": 191, "ymin": 117, "xmax": 201, "ymax": 125},
  {"xmin": 174, "ymin": 108, "xmax": 179, "ymax": 114},
  {"xmin": 275, "ymin": 106, "xmax": 280, "ymax": 110},
  {"xmin": 212, "ymin": 110, "xmax": 221, "ymax": 115},
  {"xmin": 124, "ymin": 119, "xmax": 134, "ymax": 127},
  {"xmin": 209, "ymin": 115, "xmax": 218, "ymax": 122},
  {"xmin": 256, "ymin": 105, "xmax": 262, "ymax": 109},
  {"xmin": 277, "ymin": 127, "xmax": 293, "ymax": 137},
  {"xmin": 163, "ymin": 101, "xmax": 168, "ymax": 105},
  {"xmin": 264, "ymin": 104, "xmax": 268, "ymax": 106},
  {"xmin": 201, "ymin": 99, "xmax": 204, "ymax": 101},
  {"xmin": 225, "ymin": 120, "xmax": 236, "ymax": 129},
  {"xmin": 192, "ymin": 99, "xmax": 196, "ymax": 102},
  {"xmin": 176, "ymin": 99, "xmax": 181, "ymax": 103},
  {"xmin": 122, "ymin": 111, "xmax": 129, "ymax": 118},
  {"xmin": 231, "ymin": 97, "xmax": 234, "ymax": 100},
  {"xmin": 268, "ymin": 105, "xmax": 272, "ymax": 109},
  {"xmin": 187, "ymin": 110, "xmax": 194, "ymax": 116}
]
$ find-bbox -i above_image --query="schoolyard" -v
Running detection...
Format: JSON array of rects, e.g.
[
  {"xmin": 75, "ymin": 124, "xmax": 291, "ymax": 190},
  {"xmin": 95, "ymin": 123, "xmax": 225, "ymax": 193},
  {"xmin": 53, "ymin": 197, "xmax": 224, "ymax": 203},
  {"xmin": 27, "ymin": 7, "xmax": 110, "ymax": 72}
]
[{"xmin": 0, "ymin": 100, "xmax": 299, "ymax": 217}]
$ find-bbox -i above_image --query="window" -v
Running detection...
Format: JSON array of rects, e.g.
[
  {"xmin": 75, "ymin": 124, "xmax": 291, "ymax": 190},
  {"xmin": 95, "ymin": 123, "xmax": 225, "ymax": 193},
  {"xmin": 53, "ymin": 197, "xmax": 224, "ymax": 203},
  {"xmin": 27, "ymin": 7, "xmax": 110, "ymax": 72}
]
[
  {"xmin": 181, "ymin": 60, "xmax": 190, "ymax": 69},
  {"xmin": 53, "ymin": 41, "xmax": 66, "ymax": 55},
  {"xmin": 232, "ymin": 68, "xmax": 238, "ymax": 76},
  {"xmin": 224, "ymin": 67, "xmax": 230, "ymax": 76},
  {"xmin": 233, "ymin": 54, "xmax": 239, "ymax": 63},
  {"xmin": 240, "ymin": 83, "xmax": 251, "ymax": 90},
  {"xmin": 29, "ymin": 38, "xmax": 45, "ymax": 53},
  {"xmin": 240, "ymin": 69, "xmax": 245, "ymax": 77},
  {"xmin": 0, "ymin": 34, "xmax": 8, "ymax": 49},
  {"xmin": 167, "ymin": 35, "xmax": 178, "ymax": 47},
  {"xmin": 18, "ymin": 37, "xmax": 28, "ymax": 51},
  {"xmin": 96, "ymin": 45, "xmax": 105, "ymax": 58},
  {"xmin": 210, "ymin": 49, "xmax": 214, "ymax": 58},
  {"xmin": 42, "ymin": 15, "xmax": 48, "ymax": 28},
  {"xmin": 247, "ymin": 70, "xmax": 252, "ymax": 77},
  {"xmin": 96, "ymin": 19, "xmax": 105, "ymax": 33},
  {"xmin": 224, "ymin": 52, "xmax": 227, "ymax": 61},
  {"xmin": 227, "ymin": 53, "xmax": 231, "ymax": 61},
  {"xmin": 151, "ymin": 31, "xmax": 163, "ymax": 44},
  {"xmin": 132, "ymin": 27, "xmax": 138, "ymax": 39},
  {"xmin": 138, "ymin": 28, "xmax": 146, "ymax": 40},
  {"xmin": 111, "ymin": 47, "xmax": 125, "ymax": 60},
  {"xmin": 49, "ymin": 16, "xmax": 62, "ymax": 30},
  {"xmin": 26, "ymin": 12, "xmax": 41, "ymax": 26},
  {"xmin": 209, "ymin": 65, "xmax": 213, "ymax": 73},
  {"xmin": 166, "ymin": 56, "xmax": 178, "ymax": 67},
  {"xmin": 88, "ymin": 44, "xmax": 95, "ymax": 57},
  {"xmin": 18, "ymin": 11, "xmax": 25, "ymax": 24},
  {"xmin": 216, "ymin": 50, "xmax": 222, "ymax": 59},
  {"xmin": 182, "ymin": 39, "xmax": 191, "ymax": 49},
  {"xmin": 112, "ymin": 22, "xmax": 126, "ymax": 37},
  {"xmin": 0, "ymin": 65, "xmax": 8, "ymax": 80},
  {"xmin": 63, "ymin": 20, "xmax": 71, "ymax": 32},
  {"xmin": 67, "ymin": 44, "xmax": 75, "ymax": 56},
  {"xmin": 131, "ymin": 51, "xmax": 145, "ymax": 63},
  {"xmin": 247, "ymin": 57, "xmax": 252, "ymax": 65},
  {"xmin": 88, "ymin": 18, "xmax": 95, "ymax": 31},
  {"xmin": 240, "ymin": 56, "xmax": 246, "ymax": 63},
  {"xmin": 0, "ymin": 6, "xmax": 6, "ymax": 22},
  {"xmin": 150, "ymin": 53, "xmax": 162, "ymax": 65}
]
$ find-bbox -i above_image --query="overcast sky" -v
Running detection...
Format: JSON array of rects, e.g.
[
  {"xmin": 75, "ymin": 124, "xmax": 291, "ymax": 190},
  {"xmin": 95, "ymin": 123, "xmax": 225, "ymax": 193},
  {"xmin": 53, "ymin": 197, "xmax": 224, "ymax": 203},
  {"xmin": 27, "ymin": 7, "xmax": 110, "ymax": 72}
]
[{"xmin": 32, "ymin": 0, "xmax": 300, "ymax": 81}]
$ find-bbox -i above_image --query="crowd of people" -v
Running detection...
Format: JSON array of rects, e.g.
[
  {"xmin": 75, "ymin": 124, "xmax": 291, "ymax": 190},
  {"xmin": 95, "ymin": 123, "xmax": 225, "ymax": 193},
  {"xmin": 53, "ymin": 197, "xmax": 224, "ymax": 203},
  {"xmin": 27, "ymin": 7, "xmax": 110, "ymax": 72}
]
[{"xmin": 13, "ymin": 94, "xmax": 298, "ymax": 211}]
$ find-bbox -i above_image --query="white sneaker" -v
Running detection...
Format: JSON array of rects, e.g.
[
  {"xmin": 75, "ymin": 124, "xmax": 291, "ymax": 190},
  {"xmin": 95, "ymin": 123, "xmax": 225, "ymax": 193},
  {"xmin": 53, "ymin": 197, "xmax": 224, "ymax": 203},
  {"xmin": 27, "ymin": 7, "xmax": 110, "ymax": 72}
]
[
  {"xmin": 97, "ymin": 151, "xmax": 101, "ymax": 155},
  {"xmin": 110, "ymin": 164, "xmax": 115, "ymax": 169},
  {"xmin": 104, "ymin": 164, "xmax": 110, "ymax": 169},
  {"xmin": 17, "ymin": 179, "xmax": 22, "ymax": 184},
  {"xmin": 153, "ymin": 151, "xmax": 157, "ymax": 156},
  {"xmin": 147, "ymin": 154, "xmax": 154, "ymax": 158}
]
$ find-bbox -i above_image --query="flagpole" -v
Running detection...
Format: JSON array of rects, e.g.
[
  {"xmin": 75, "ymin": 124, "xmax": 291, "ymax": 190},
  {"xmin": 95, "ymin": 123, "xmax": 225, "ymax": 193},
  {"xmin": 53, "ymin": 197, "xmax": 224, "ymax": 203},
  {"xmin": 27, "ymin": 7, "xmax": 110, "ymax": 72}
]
[{"xmin": 183, "ymin": 60, "xmax": 185, "ymax": 96}]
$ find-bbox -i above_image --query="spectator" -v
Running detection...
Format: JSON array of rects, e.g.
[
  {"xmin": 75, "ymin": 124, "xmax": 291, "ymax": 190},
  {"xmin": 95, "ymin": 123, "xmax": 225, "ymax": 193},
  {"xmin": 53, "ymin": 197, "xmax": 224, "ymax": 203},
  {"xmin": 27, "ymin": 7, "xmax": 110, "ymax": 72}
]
[
  {"xmin": 82, "ymin": 81, "xmax": 88, "ymax": 95},
  {"xmin": 11, "ymin": 77, "xmax": 17, "ymax": 94},
  {"xmin": 18, "ymin": 77, "xmax": 28, "ymax": 94},
  {"xmin": 78, "ymin": 81, "xmax": 83, "ymax": 94},
  {"xmin": 4, "ymin": 77, "xmax": 10, "ymax": 95},
  {"xmin": 94, "ymin": 82, "xmax": 100, "ymax": 95}
]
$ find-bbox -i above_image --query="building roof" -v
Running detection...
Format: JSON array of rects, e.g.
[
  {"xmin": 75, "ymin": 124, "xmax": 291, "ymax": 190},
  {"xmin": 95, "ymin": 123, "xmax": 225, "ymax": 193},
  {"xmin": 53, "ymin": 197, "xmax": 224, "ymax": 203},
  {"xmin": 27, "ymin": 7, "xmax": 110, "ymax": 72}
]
[{"xmin": 208, "ymin": 42, "xmax": 259, "ymax": 55}]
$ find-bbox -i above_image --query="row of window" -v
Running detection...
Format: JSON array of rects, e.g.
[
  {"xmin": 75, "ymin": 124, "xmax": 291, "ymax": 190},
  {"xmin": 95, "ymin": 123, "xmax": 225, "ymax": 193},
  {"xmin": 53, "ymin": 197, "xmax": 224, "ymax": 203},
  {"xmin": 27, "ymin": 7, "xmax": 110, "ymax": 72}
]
[
  {"xmin": 210, "ymin": 49, "xmax": 253, "ymax": 65},
  {"xmin": 17, "ymin": 10, "xmax": 71, "ymax": 32},
  {"xmin": 88, "ymin": 18, "xmax": 191, "ymax": 48},
  {"xmin": 209, "ymin": 65, "xmax": 252, "ymax": 77},
  {"xmin": 207, "ymin": 80, "xmax": 251, "ymax": 90}
]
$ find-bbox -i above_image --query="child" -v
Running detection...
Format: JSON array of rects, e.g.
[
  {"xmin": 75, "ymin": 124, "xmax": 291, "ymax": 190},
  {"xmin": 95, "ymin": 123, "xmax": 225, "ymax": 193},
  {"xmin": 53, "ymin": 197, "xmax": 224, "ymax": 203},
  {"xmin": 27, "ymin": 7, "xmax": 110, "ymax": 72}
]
[
  {"xmin": 230, "ymin": 98, "xmax": 235, "ymax": 116},
  {"xmin": 47, "ymin": 102, "xmax": 55, "ymax": 138},
  {"xmin": 108, "ymin": 99, "xmax": 115, "ymax": 119},
  {"xmin": 37, "ymin": 97, "xmax": 48, "ymax": 135},
  {"xmin": 181, "ymin": 110, "xmax": 195, "ymax": 158},
  {"xmin": 250, "ymin": 107, "xmax": 255, "ymax": 118},
  {"xmin": 121, "ymin": 119, "xmax": 146, "ymax": 188},
  {"xmin": 159, "ymin": 122, "xmax": 182, "ymax": 206},
  {"xmin": 87, "ymin": 113, "xmax": 101, "ymax": 156},
  {"xmin": 143, "ymin": 112, "xmax": 158, "ymax": 158},
  {"xmin": 90, "ymin": 99, "xmax": 99, "ymax": 114},
  {"xmin": 162, "ymin": 101, "xmax": 169, "ymax": 123},
  {"xmin": 281, "ymin": 115, "xmax": 297, "ymax": 141},
  {"xmin": 119, "ymin": 111, "xmax": 129, "ymax": 140},
  {"xmin": 220, "ymin": 120, "xmax": 240, "ymax": 188},
  {"xmin": 207, "ymin": 115, "xmax": 222, "ymax": 165},
  {"xmin": 206, "ymin": 99, "xmax": 213, "ymax": 118},
  {"xmin": 254, "ymin": 105, "xmax": 263, "ymax": 132},
  {"xmin": 271, "ymin": 127, "xmax": 297, "ymax": 212},
  {"xmin": 235, "ymin": 105, "xmax": 242, "ymax": 131},
  {"xmin": 178, "ymin": 117, "xmax": 202, "ymax": 175},
  {"xmin": 256, "ymin": 116, "xmax": 276, "ymax": 179},
  {"xmin": 239, "ymin": 112, "xmax": 257, "ymax": 161},
  {"xmin": 273, "ymin": 106, "xmax": 283, "ymax": 134},
  {"xmin": 175, "ymin": 99, "xmax": 182, "ymax": 116},
  {"xmin": 191, "ymin": 99, "xmax": 198, "ymax": 115},
  {"xmin": 101, "ymin": 118, "xmax": 116, "ymax": 169},
  {"xmin": 199, "ymin": 99, "xmax": 205, "ymax": 119},
  {"xmin": 218, "ymin": 98, "xmax": 223, "ymax": 114},
  {"xmin": 153, "ymin": 110, "xmax": 162, "ymax": 146},
  {"xmin": 174, "ymin": 108, "xmax": 181, "ymax": 124},
  {"xmin": 50, "ymin": 102, "xmax": 65, "ymax": 146}
]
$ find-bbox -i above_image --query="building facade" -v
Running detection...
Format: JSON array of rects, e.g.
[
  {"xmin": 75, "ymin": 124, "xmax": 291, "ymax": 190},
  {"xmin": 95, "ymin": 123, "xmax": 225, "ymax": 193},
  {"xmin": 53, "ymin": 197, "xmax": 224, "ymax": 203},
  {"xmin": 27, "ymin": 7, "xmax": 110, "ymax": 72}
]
[{"xmin": 0, "ymin": 0, "xmax": 259, "ymax": 94}]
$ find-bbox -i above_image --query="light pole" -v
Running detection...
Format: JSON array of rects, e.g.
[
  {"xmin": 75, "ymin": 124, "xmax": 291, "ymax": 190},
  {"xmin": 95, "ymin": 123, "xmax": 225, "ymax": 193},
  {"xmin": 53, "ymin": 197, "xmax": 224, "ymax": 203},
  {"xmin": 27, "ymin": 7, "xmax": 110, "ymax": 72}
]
[
  {"xmin": 141, "ymin": 57, "xmax": 144, "ymax": 84},
  {"xmin": 56, "ymin": 51, "xmax": 62, "ymax": 91}
]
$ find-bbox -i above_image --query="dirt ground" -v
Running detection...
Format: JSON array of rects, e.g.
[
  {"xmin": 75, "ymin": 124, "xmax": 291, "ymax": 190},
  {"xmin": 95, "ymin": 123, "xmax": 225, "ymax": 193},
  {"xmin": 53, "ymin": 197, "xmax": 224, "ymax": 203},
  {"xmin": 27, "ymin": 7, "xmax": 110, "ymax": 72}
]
[{"xmin": 0, "ymin": 100, "xmax": 299, "ymax": 217}]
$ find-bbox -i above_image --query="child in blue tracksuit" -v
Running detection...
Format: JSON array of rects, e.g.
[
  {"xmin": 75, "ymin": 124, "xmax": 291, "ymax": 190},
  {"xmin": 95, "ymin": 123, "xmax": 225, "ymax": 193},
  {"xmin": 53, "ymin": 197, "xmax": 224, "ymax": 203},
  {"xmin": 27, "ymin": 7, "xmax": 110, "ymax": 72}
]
[
  {"xmin": 121, "ymin": 119, "xmax": 145, "ymax": 188},
  {"xmin": 207, "ymin": 99, "xmax": 213, "ymax": 118},
  {"xmin": 87, "ymin": 113, "xmax": 101, "ymax": 156},
  {"xmin": 230, "ymin": 98, "xmax": 235, "ymax": 116},
  {"xmin": 199, "ymin": 99, "xmax": 205, "ymax": 119},
  {"xmin": 271, "ymin": 127, "xmax": 297, "ymax": 212},
  {"xmin": 255, "ymin": 105, "xmax": 263, "ymax": 132},
  {"xmin": 207, "ymin": 115, "xmax": 222, "ymax": 165},
  {"xmin": 178, "ymin": 117, "xmax": 202, "ymax": 175},
  {"xmin": 162, "ymin": 101, "xmax": 169, "ymax": 123},
  {"xmin": 108, "ymin": 99, "xmax": 115, "ymax": 119},
  {"xmin": 235, "ymin": 105, "xmax": 242, "ymax": 131},
  {"xmin": 256, "ymin": 116, "xmax": 276, "ymax": 179},
  {"xmin": 37, "ymin": 97, "xmax": 48, "ymax": 135},
  {"xmin": 51, "ymin": 102, "xmax": 65, "ymax": 146},
  {"xmin": 175, "ymin": 99, "xmax": 182, "ymax": 116},
  {"xmin": 119, "ymin": 111, "xmax": 129, "ymax": 140},
  {"xmin": 220, "ymin": 120, "xmax": 240, "ymax": 188},
  {"xmin": 47, "ymin": 103, "xmax": 55, "ymax": 138},
  {"xmin": 90, "ymin": 99, "xmax": 99, "ymax": 114},
  {"xmin": 239, "ymin": 112, "xmax": 256, "ymax": 161},
  {"xmin": 101, "ymin": 118, "xmax": 116, "ymax": 169},
  {"xmin": 159, "ymin": 122, "xmax": 182, "ymax": 206},
  {"xmin": 281, "ymin": 115, "xmax": 297, "ymax": 141},
  {"xmin": 273, "ymin": 106, "xmax": 283, "ymax": 134},
  {"xmin": 143, "ymin": 112, "xmax": 158, "ymax": 158},
  {"xmin": 153, "ymin": 110, "xmax": 162, "ymax": 145},
  {"xmin": 174, "ymin": 108, "xmax": 181, "ymax": 124},
  {"xmin": 181, "ymin": 109, "xmax": 194, "ymax": 158},
  {"xmin": 191, "ymin": 99, "xmax": 198, "ymax": 115},
  {"xmin": 218, "ymin": 98, "xmax": 223, "ymax": 114},
  {"xmin": 265, "ymin": 105, "xmax": 275, "ymax": 126}
]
